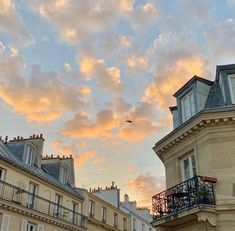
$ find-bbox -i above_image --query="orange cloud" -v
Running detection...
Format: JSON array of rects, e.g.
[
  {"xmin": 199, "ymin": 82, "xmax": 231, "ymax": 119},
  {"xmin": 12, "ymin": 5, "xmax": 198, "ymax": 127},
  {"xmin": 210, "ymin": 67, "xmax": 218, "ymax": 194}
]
[
  {"xmin": 127, "ymin": 55, "xmax": 148, "ymax": 69},
  {"xmin": 127, "ymin": 173, "xmax": 165, "ymax": 209},
  {"xmin": 74, "ymin": 150, "xmax": 106, "ymax": 167},
  {"xmin": 0, "ymin": 56, "xmax": 89, "ymax": 122},
  {"xmin": 61, "ymin": 111, "xmax": 118, "ymax": 139},
  {"xmin": 79, "ymin": 56, "xmax": 122, "ymax": 92},
  {"xmin": 61, "ymin": 100, "xmax": 162, "ymax": 143},
  {"xmin": 119, "ymin": 119, "xmax": 157, "ymax": 142},
  {"xmin": 143, "ymin": 57, "xmax": 206, "ymax": 110},
  {"xmin": 74, "ymin": 151, "xmax": 96, "ymax": 167}
]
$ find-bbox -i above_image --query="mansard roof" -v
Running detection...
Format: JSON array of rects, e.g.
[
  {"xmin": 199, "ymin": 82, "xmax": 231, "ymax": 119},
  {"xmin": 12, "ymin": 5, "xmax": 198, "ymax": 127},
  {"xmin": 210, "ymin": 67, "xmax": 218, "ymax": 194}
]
[
  {"xmin": 173, "ymin": 75, "xmax": 213, "ymax": 97},
  {"xmin": 0, "ymin": 140, "xmax": 83, "ymax": 200}
]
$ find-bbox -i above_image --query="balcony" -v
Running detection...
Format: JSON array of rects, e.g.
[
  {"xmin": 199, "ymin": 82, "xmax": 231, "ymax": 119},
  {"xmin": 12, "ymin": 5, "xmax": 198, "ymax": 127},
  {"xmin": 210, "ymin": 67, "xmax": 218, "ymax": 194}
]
[
  {"xmin": 0, "ymin": 180, "xmax": 87, "ymax": 229},
  {"xmin": 152, "ymin": 176, "xmax": 216, "ymax": 225}
]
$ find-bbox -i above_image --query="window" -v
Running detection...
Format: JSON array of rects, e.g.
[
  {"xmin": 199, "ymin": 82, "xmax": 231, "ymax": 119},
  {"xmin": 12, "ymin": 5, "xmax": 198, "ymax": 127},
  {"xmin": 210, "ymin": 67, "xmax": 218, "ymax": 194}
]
[
  {"xmin": 54, "ymin": 194, "xmax": 62, "ymax": 217},
  {"xmin": 60, "ymin": 166, "xmax": 67, "ymax": 184},
  {"xmin": 0, "ymin": 214, "xmax": 10, "ymax": 231},
  {"xmin": 113, "ymin": 213, "xmax": 118, "ymax": 228},
  {"xmin": 27, "ymin": 182, "xmax": 37, "ymax": 209},
  {"xmin": 102, "ymin": 207, "xmax": 107, "ymax": 222},
  {"xmin": 181, "ymin": 153, "xmax": 197, "ymax": 181},
  {"xmin": 24, "ymin": 145, "xmax": 34, "ymax": 166},
  {"xmin": 181, "ymin": 91, "xmax": 195, "ymax": 122},
  {"xmin": 228, "ymin": 74, "xmax": 235, "ymax": 104},
  {"xmin": 26, "ymin": 223, "xmax": 36, "ymax": 231},
  {"xmin": 133, "ymin": 218, "xmax": 136, "ymax": 231},
  {"xmin": 123, "ymin": 217, "xmax": 127, "ymax": 231},
  {"xmin": 142, "ymin": 223, "xmax": 145, "ymax": 231},
  {"xmin": 72, "ymin": 202, "xmax": 78, "ymax": 224},
  {"xmin": 0, "ymin": 168, "xmax": 6, "ymax": 194},
  {"xmin": 89, "ymin": 200, "xmax": 95, "ymax": 217}
]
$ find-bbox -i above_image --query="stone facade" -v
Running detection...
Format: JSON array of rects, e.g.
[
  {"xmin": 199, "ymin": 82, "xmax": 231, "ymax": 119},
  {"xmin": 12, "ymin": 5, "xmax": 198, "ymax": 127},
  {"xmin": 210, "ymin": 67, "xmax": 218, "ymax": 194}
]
[{"xmin": 152, "ymin": 64, "xmax": 235, "ymax": 231}]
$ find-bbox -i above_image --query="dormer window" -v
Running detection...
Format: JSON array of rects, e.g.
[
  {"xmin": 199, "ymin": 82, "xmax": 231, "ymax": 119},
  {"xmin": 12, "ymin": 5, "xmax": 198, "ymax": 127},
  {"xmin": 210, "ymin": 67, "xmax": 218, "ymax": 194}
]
[
  {"xmin": 181, "ymin": 91, "xmax": 195, "ymax": 123},
  {"xmin": 24, "ymin": 145, "xmax": 35, "ymax": 166},
  {"xmin": 60, "ymin": 166, "xmax": 67, "ymax": 184},
  {"xmin": 228, "ymin": 74, "xmax": 235, "ymax": 104}
]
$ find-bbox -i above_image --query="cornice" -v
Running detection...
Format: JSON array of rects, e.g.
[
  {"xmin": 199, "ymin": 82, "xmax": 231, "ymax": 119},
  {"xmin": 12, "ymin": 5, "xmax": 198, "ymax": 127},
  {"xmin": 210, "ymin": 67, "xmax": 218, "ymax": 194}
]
[{"xmin": 154, "ymin": 111, "xmax": 235, "ymax": 160}]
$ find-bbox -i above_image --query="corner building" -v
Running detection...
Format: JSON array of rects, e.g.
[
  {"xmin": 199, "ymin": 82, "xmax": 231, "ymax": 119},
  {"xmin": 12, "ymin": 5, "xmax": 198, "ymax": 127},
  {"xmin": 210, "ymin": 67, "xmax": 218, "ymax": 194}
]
[{"xmin": 152, "ymin": 64, "xmax": 235, "ymax": 231}]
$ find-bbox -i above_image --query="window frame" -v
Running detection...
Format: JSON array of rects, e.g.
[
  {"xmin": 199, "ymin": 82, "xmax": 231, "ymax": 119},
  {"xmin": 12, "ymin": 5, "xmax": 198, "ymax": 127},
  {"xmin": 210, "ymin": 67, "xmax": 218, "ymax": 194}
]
[
  {"xmin": 181, "ymin": 90, "xmax": 195, "ymax": 123},
  {"xmin": 89, "ymin": 200, "xmax": 95, "ymax": 216},
  {"xmin": 101, "ymin": 207, "xmax": 107, "ymax": 222},
  {"xmin": 60, "ymin": 166, "xmax": 67, "ymax": 184},
  {"xmin": 228, "ymin": 74, "xmax": 235, "ymax": 104},
  {"xmin": 180, "ymin": 152, "xmax": 197, "ymax": 181},
  {"xmin": 24, "ymin": 145, "xmax": 35, "ymax": 166},
  {"xmin": 27, "ymin": 182, "xmax": 38, "ymax": 209},
  {"xmin": 113, "ymin": 213, "xmax": 118, "ymax": 228}
]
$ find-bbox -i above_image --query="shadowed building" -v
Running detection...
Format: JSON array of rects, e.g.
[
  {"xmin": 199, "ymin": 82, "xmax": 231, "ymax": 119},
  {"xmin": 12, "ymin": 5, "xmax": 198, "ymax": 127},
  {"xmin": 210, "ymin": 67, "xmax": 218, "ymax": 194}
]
[{"xmin": 152, "ymin": 64, "xmax": 235, "ymax": 231}]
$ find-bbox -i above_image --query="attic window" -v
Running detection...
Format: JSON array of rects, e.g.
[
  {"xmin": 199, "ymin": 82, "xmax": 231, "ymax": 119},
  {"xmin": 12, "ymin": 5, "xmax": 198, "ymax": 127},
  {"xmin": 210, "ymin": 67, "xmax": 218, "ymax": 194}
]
[
  {"xmin": 24, "ymin": 145, "xmax": 35, "ymax": 166},
  {"xmin": 60, "ymin": 166, "xmax": 67, "ymax": 184},
  {"xmin": 228, "ymin": 74, "xmax": 235, "ymax": 104},
  {"xmin": 181, "ymin": 90, "xmax": 195, "ymax": 122}
]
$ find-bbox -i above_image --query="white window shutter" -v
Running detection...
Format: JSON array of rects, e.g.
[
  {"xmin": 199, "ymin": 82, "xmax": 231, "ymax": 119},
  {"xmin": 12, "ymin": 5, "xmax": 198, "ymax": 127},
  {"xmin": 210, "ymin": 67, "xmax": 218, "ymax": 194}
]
[
  {"xmin": 37, "ymin": 224, "xmax": 44, "ymax": 231},
  {"xmin": 1, "ymin": 214, "xmax": 10, "ymax": 231},
  {"xmin": 20, "ymin": 219, "xmax": 27, "ymax": 231}
]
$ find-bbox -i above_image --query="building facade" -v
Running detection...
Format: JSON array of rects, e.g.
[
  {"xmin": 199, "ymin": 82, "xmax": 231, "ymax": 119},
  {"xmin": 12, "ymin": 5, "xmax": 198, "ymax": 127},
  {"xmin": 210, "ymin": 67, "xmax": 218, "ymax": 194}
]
[
  {"xmin": 90, "ymin": 182, "xmax": 155, "ymax": 231},
  {"xmin": 120, "ymin": 194, "xmax": 155, "ymax": 231},
  {"xmin": 78, "ymin": 187, "xmax": 130, "ymax": 231},
  {"xmin": 0, "ymin": 135, "xmax": 86, "ymax": 231},
  {"xmin": 152, "ymin": 64, "xmax": 235, "ymax": 231}
]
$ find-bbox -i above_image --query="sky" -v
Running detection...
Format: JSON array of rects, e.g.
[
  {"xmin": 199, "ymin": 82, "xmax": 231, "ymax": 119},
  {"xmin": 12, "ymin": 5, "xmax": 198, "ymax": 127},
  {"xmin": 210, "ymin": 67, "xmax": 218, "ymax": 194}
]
[{"xmin": 0, "ymin": 0, "xmax": 235, "ymax": 209}]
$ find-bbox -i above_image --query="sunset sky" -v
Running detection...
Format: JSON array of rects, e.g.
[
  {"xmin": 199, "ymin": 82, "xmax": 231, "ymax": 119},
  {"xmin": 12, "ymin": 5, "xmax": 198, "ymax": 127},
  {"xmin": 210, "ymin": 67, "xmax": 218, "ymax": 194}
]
[{"xmin": 0, "ymin": 0, "xmax": 235, "ymax": 209}]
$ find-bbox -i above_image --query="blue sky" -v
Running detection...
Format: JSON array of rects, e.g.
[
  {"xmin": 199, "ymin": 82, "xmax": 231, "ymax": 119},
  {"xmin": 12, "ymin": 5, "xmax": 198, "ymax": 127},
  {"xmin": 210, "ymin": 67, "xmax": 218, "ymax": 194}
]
[{"xmin": 0, "ymin": 0, "xmax": 235, "ymax": 208}]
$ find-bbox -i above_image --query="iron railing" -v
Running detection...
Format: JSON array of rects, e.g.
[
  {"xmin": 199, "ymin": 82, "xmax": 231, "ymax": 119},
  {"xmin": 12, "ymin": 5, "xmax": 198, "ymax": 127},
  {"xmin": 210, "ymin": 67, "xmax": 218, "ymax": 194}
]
[
  {"xmin": 0, "ymin": 180, "xmax": 87, "ymax": 228},
  {"xmin": 152, "ymin": 175, "xmax": 216, "ymax": 222}
]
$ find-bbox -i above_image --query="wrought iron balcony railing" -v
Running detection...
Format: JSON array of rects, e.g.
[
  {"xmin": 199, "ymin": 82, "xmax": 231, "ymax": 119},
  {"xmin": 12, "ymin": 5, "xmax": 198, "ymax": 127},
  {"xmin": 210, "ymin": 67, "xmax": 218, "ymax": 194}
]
[
  {"xmin": 152, "ymin": 175, "xmax": 216, "ymax": 222},
  {"xmin": 0, "ymin": 180, "xmax": 87, "ymax": 229}
]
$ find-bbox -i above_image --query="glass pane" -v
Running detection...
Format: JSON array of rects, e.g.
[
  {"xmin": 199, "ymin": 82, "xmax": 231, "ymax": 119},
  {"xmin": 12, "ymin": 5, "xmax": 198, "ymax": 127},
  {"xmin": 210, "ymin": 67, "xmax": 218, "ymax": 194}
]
[
  {"xmin": 189, "ymin": 93, "xmax": 195, "ymax": 116},
  {"xmin": 183, "ymin": 159, "xmax": 190, "ymax": 180}
]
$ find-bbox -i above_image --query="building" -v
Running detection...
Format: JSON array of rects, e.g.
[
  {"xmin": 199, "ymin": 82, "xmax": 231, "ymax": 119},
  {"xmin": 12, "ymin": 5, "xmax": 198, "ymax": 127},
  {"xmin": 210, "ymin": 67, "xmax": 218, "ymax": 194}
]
[
  {"xmin": 152, "ymin": 64, "xmax": 235, "ymax": 230},
  {"xmin": 0, "ymin": 135, "xmax": 86, "ymax": 231},
  {"xmin": 120, "ymin": 194, "xmax": 155, "ymax": 231},
  {"xmin": 78, "ymin": 186, "xmax": 130, "ymax": 231},
  {"xmin": 90, "ymin": 182, "xmax": 155, "ymax": 231}
]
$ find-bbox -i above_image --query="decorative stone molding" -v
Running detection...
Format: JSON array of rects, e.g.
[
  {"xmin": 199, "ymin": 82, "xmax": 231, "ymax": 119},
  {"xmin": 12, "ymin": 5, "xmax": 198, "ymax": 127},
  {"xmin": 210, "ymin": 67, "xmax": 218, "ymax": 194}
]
[
  {"xmin": 197, "ymin": 214, "xmax": 217, "ymax": 227},
  {"xmin": 155, "ymin": 114, "xmax": 235, "ymax": 156}
]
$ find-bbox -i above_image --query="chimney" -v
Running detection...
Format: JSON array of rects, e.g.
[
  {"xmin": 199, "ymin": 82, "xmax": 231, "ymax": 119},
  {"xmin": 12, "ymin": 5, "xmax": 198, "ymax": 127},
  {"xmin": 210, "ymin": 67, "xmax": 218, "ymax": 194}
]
[
  {"xmin": 111, "ymin": 181, "xmax": 114, "ymax": 188},
  {"xmin": 124, "ymin": 194, "xmax": 129, "ymax": 206}
]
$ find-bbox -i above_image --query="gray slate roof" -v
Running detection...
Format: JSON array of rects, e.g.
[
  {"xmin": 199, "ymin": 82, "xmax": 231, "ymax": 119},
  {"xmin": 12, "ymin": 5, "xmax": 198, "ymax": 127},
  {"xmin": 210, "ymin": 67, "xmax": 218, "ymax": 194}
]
[
  {"xmin": 0, "ymin": 141, "xmax": 83, "ymax": 200},
  {"xmin": 205, "ymin": 81, "xmax": 225, "ymax": 108}
]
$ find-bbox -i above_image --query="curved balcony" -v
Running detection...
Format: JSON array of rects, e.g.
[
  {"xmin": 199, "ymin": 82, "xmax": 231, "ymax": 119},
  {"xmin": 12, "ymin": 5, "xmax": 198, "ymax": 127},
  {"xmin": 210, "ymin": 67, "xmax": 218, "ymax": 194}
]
[{"xmin": 152, "ymin": 175, "xmax": 216, "ymax": 223}]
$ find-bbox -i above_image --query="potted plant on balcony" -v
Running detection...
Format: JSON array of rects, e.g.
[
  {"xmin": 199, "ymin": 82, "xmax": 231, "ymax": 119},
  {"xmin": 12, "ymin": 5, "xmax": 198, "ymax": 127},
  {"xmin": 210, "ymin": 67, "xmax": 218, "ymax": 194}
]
[{"xmin": 197, "ymin": 185, "xmax": 210, "ymax": 204}]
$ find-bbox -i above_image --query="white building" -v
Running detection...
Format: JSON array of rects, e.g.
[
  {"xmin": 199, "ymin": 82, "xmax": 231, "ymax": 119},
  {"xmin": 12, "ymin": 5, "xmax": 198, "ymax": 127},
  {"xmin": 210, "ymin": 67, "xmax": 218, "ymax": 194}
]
[
  {"xmin": 91, "ymin": 182, "xmax": 156, "ymax": 231},
  {"xmin": 120, "ymin": 194, "xmax": 155, "ymax": 231}
]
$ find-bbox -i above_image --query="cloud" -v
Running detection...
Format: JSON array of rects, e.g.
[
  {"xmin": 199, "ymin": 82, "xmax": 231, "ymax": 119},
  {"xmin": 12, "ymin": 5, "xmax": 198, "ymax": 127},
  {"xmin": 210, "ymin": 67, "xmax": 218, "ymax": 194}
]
[
  {"xmin": 61, "ymin": 100, "xmax": 161, "ymax": 143},
  {"xmin": 0, "ymin": 56, "xmax": 89, "ymax": 122},
  {"xmin": 74, "ymin": 150, "xmax": 106, "ymax": 167},
  {"xmin": 206, "ymin": 19, "xmax": 235, "ymax": 62},
  {"xmin": 28, "ymin": 0, "xmax": 135, "ymax": 44},
  {"xmin": 74, "ymin": 151, "xmax": 96, "ymax": 167},
  {"xmin": 0, "ymin": 0, "xmax": 32, "ymax": 45},
  {"xmin": 130, "ymin": 1, "xmax": 159, "ymax": 31},
  {"xmin": 79, "ymin": 56, "xmax": 122, "ymax": 92},
  {"xmin": 177, "ymin": 0, "xmax": 213, "ymax": 24},
  {"xmin": 126, "ymin": 173, "xmax": 165, "ymax": 208},
  {"xmin": 143, "ymin": 57, "xmax": 206, "ymax": 110},
  {"xmin": 61, "ymin": 110, "xmax": 118, "ymax": 139}
]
